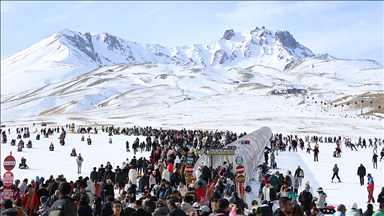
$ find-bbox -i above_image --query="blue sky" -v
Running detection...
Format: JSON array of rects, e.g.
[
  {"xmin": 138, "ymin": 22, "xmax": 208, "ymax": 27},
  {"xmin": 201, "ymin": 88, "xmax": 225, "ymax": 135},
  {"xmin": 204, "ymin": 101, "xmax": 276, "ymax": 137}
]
[{"xmin": 1, "ymin": 1, "xmax": 383, "ymax": 65}]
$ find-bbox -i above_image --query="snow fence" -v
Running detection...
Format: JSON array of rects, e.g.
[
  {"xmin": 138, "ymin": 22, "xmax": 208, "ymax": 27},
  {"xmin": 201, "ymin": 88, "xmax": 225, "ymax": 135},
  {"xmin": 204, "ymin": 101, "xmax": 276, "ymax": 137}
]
[{"xmin": 195, "ymin": 126, "xmax": 272, "ymax": 186}]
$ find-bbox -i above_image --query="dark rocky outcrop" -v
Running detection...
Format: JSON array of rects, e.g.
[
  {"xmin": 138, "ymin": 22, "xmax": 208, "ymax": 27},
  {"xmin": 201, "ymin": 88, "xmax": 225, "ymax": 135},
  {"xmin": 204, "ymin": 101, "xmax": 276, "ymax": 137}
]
[
  {"xmin": 275, "ymin": 31, "xmax": 298, "ymax": 49},
  {"xmin": 221, "ymin": 29, "xmax": 235, "ymax": 40}
]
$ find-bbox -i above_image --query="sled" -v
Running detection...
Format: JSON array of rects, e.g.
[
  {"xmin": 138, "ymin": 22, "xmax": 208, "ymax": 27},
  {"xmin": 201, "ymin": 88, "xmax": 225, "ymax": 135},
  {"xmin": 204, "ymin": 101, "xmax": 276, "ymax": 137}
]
[{"xmin": 323, "ymin": 206, "xmax": 336, "ymax": 214}]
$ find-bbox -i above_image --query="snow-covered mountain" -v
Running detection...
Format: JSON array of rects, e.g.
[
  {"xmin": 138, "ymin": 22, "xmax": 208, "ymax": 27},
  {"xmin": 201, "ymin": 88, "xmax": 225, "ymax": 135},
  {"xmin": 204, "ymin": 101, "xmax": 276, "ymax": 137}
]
[
  {"xmin": 1, "ymin": 26, "xmax": 383, "ymax": 120},
  {"xmin": 1, "ymin": 27, "xmax": 315, "ymax": 95}
]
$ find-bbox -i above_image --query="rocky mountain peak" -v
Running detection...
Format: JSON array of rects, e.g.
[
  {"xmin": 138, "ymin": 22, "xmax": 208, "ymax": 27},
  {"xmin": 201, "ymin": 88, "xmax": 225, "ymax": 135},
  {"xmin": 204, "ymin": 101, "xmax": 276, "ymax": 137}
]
[
  {"xmin": 221, "ymin": 29, "xmax": 235, "ymax": 40},
  {"xmin": 275, "ymin": 30, "xmax": 298, "ymax": 49}
]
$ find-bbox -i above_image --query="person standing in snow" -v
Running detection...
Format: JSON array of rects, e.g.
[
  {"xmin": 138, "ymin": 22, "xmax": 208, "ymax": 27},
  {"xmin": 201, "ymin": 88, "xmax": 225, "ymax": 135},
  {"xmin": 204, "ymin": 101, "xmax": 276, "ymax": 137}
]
[
  {"xmin": 294, "ymin": 166, "xmax": 305, "ymax": 187},
  {"xmin": 372, "ymin": 153, "xmax": 378, "ymax": 169},
  {"xmin": 316, "ymin": 187, "xmax": 327, "ymax": 213},
  {"xmin": 76, "ymin": 153, "xmax": 84, "ymax": 174},
  {"xmin": 313, "ymin": 144, "xmax": 320, "ymax": 162},
  {"xmin": 331, "ymin": 164, "xmax": 341, "ymax": 183},
  {"xmin": 357, "ymin": 164, "xmax": 366, "ymax": 186},
  {"xmin": 299, "ymin": 185, "xmax": 313, "ymax": 216},
  {"xmin": 367, "ymin": 173, "xmax": 375, "ymax": 204}
]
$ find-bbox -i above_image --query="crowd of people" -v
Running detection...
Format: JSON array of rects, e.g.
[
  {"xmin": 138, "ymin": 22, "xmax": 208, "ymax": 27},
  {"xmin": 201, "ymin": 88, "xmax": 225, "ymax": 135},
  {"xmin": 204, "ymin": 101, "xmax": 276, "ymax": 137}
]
[{"xmin": 0, "ymin": 126, "xmax": 383, "ymax": 216}]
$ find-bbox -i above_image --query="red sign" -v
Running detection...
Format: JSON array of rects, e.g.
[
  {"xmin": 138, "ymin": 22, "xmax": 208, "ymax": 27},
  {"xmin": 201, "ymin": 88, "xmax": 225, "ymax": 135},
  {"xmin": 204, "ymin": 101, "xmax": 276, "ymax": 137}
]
[
  {"xmin": 236, "ymin": 165, "xmax": 245, "ymax": 174},
  {"xmin": 3, "ymin": 171, "xmax": 14, "ymax": 187},
  {"xmin": 1, "ymin": 187, "xmax": 13, "ymax": 200},
  {"xmin": 185, "ymin": 165, "xmax": 194, "ymax": 174},
  {"xmin": 3, "ymin": 154, "xmax": 16, "ymax": 171}
]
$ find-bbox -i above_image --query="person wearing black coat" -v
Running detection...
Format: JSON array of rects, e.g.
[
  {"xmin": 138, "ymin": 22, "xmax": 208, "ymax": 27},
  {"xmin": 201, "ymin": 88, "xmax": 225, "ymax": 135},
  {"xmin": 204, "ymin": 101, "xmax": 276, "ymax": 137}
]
[
  {"xmin": 202, "ymin": 165, "xmax": 211, "ymax": 183},
  {"xmin": 90, "ymin": 167, "xmax": 99, "ymax": 182},
  {"xmin": 104, "ymin": 169, "xmax": 115, "ymax": 183},
  {"xmin": 143, "ymin": 196, "xmax": 157, "ymax": 214},
  {"xmin": 123, "ymin": 197, "xmax": 136, "ymax": 216},
  {"xmin": 357, "ymin": 164, "xmax": 366, "ymax": 186},
  {"xmin": 93, "ymin": 196, "xmax": 103, "ymax": 216},
  {"xmin": 77, "ymin": 196, "xmax": 93, "ymax": 216},
  {"xmin": 103, "ymin": 180, "xmax": 115, "ymax": 199},
  {"xmin": 115, "ymin": 169, "xmax": 126, "ymax": 187},
  {"xmin": 260, "ymin": 200, "xmax": 273, "ymax": 216},
  {"xmin": 48, "ymin": 178, "xmax": 60, "ymax": 196},
  {"xmin": 100, "ymin": 196, "xmax": 114, "ymax": 216},
  {"xmin": 298, "ymin": 186, "xmax": 313, "ymax": 216},
  {"xmin": 131, "ymin": 200, "xmax": 152, "ymax": 216},
  {"xmin": 378, "ymin": 187, "xmax": 384, "ymax": 204},
  {"xmin": 98, "ymin": 165, "xmax": 106, "ymax": 182},
  {"xmin": 139, "ymin": 173, "xmax": 150, "ymax": 192},
  {"xmin": 36, "ymin": 184, "xmax": 49, "ymax": 201},
  {"xmin": 362, "ymin": 204, "xmax": 374, "ymax": 216},
  {"xmin": 167, "ymin": 201, "xmax": 187, "ymax": 216}
]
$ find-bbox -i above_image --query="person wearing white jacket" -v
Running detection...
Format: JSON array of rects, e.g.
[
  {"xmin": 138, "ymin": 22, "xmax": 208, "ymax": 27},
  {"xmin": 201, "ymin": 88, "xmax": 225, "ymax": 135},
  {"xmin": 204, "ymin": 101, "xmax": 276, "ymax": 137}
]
[
  {"xmin": 162, "ymin": 169, "xmax": 170, "ymax": 182},
  {"xmin": 174, "ymin": 155, "xmax": 181, "ymax": 169},
  {"xmin": 18, "ymin": 179, "xmax": 28, "ymax": 196},
  {"xmin": 87, "ymin": 179, "xmax": 95, "ymax": 195},
  {"xmin": 316, "ymin": 187, "xmax": 327, "ymax": 212},
  {"xmin": 347, "ymin": 203, "xmax": 361, "ymax": 216},
  {"xmin": 129, "ymin": 168, "xmax": 138, "ymax": 186}
]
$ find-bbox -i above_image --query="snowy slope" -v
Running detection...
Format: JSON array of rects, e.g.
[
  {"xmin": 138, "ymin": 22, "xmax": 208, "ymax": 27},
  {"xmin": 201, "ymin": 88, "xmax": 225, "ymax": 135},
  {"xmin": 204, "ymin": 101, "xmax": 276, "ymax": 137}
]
[{"xmin": 1, "ymin": 27, "xmax": 316, "ymax": 95}]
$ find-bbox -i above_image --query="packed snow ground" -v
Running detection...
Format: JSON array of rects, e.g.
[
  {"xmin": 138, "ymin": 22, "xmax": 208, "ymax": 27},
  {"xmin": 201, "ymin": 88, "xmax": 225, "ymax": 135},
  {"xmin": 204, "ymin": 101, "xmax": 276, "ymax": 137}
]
[{"xmin": 1, "ymin": 123, "xmax": 382, "ymax": 211}]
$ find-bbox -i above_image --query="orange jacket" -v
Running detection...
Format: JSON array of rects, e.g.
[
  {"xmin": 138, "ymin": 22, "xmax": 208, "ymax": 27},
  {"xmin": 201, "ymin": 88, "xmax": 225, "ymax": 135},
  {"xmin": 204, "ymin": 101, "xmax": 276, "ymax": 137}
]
[{"xmin": 22, "ymin": 193, "xmax": 38, "ymax": 210}]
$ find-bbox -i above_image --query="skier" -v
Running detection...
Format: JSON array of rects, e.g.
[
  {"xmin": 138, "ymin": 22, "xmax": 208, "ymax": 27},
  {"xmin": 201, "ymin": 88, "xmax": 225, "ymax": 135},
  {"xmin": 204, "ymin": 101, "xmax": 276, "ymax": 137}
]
[
  {"xmin": 331, "ymin": 164, "xmax": 341, "ymax": 183},
  {"xmin": 357, "ymin": 164, "xmax": 366, "ymax": 186}
]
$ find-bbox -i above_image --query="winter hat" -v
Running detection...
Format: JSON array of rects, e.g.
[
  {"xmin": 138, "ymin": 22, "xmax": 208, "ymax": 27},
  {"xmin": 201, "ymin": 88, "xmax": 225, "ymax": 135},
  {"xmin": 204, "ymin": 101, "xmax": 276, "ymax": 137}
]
[
  {"xmin": 40, "ymin": 196, "xmax": 48, "ymax": 203},
  {"xmin": 3, "ymin": 199, "xmax": 13, "ymax": 208},
  {"xmin": 200, "ymin": 206, "xmax": 210, "ymax": 212},
  {"xmin": 305, "ymin": 185, "xmax": 310, "ymax": 190},
  {"xmin": 352, "ymin": 203, "xmax": 358, "ymax": 209},
  {"xmin": 14, "ymin": 179, "xmax": 20, "ymax": 185},
  {"xmin": 316, "ymin": 187, "xmax": 323, "ymax": 192},
  {"xmin": 193, "ymin": 202, "xmax": 200, "ymax": 209}
]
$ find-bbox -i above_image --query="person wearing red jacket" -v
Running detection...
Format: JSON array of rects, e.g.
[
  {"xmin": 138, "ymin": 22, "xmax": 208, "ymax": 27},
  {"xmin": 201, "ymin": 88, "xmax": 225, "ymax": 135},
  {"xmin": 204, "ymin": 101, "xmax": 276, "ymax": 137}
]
[
  {"xmin": 195, "ymin": 182, "xmax": 206, "ymax": 202},
  {"xmin": 367, "ymin": 173, "xmax": 375, "ymax": 204},
  {"xmin": 22, "ymin": 185, "xmax": 39, "ymax": 215}
]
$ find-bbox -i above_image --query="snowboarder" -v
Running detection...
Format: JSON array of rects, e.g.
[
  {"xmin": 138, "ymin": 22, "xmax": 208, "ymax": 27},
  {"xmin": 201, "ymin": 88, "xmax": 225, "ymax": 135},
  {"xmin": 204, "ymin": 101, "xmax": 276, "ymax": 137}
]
[{"xmin": 331, "ymin": 164, "xmax": 341, "ymax": 183}]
